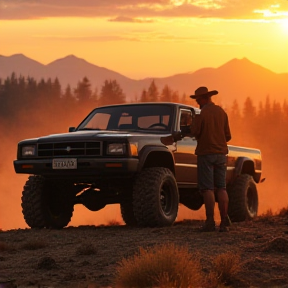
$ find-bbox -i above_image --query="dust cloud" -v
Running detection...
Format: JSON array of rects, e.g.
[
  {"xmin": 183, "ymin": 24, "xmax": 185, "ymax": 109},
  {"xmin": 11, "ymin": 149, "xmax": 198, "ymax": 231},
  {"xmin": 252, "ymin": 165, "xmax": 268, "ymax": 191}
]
[{"xmin": 0, "ymin": 128, "xmax": 287, "ymax": 231}]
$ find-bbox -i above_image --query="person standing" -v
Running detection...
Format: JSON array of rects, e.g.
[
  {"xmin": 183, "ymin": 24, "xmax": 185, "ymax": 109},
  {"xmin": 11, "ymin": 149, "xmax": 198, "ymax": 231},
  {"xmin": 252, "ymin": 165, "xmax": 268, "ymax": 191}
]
[{"xmin": 190, "ymin": 86, "xmax": 231, "ymax": 232}]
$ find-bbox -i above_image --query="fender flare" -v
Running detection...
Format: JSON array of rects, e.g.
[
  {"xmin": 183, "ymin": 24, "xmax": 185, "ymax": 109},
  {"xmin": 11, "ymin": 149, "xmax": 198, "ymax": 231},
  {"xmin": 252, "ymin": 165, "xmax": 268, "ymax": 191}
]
[
  {"xmin": 233, "ymin": 157, "xmax": 260, "ymax": 183},
  {"xmin": 137, "ymin": 146, "xmax": 175, "ymax": 174}
]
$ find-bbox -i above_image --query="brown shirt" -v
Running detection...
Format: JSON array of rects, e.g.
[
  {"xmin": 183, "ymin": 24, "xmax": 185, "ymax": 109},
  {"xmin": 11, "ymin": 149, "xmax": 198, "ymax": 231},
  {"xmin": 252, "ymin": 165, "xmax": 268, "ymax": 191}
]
[{"xmin": 191, "ymin": 102, "xmax": 231, "ymax": 155}]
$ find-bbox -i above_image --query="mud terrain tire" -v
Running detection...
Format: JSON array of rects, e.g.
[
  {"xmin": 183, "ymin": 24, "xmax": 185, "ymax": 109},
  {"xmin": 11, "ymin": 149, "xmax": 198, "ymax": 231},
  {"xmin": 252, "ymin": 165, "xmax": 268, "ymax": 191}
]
[
  {"xmin": 227, "ymin": 174, "xmax": 258, "ymax": 222},
  {"xmin": 120, "ymin": 200, "xmax": 137, "ymax": 226},
  {"xmin": 21, "ymin": 175, "xmax": 75, "ymax": 229},
  {"xmin": 132, "ymin": 167, "xmax": 179, "ymax": 227}
]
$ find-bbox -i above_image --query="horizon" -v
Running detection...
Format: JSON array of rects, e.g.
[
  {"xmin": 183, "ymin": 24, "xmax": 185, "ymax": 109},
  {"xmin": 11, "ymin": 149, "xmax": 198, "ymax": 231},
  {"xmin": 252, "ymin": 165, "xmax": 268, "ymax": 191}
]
[
  {"xmin": 1, "ymin": 1, "xmax": 288, "ymax": 78},
  {"xmin": 1, "ymin": 53, "xmax": 286, "ymax": 80}
]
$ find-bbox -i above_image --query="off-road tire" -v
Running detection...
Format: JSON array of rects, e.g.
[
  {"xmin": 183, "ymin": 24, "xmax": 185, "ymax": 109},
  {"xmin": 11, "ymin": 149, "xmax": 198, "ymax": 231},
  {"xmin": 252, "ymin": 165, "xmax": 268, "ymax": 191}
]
[
  {"xmin": 227, "ymin": 174, "xmax": 258, "ymax": 222},
  {"xmin": 132, "ymin": 167, "xmax": 179, "ymax": 227},
  {"xmin": 21, "ymin": 175, "xmax": 75, "ymax": 229},
  {"xmin": 120, "ymin": 200, "xmax": 137, "ymax": 226}
]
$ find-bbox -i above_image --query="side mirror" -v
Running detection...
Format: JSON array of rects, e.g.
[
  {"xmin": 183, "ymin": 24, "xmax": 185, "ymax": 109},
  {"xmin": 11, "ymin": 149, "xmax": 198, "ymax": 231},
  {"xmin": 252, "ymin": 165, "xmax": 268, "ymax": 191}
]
[
  {"xmin": 160, "ymin": 131, "xmax": 182, "ymax": 145},
  {"xmin": 69, "ymin": 127, "xmax": 76, "ymax": 132}
]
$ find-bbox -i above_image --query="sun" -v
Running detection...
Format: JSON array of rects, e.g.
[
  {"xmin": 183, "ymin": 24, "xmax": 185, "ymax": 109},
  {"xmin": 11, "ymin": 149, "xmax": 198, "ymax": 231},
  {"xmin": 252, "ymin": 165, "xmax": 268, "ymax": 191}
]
[{"xmin": 280, "ymin": 18, "xmax": 288, "ymax": 33}]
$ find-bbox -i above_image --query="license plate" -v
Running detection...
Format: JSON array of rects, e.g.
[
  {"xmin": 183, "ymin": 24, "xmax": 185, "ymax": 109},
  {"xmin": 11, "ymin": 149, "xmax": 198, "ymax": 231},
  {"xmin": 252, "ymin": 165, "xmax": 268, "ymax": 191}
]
[{"xmin": 52, "ymin": 158, "xmax": 77, "ymax": 169}]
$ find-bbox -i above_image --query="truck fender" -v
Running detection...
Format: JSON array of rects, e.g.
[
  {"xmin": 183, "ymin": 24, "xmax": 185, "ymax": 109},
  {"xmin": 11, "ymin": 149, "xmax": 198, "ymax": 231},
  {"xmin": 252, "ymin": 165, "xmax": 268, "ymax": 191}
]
[
  {"xmin": 138, "ymin": 146, "xmax": 175, "ymax": 174},
  {"xmin": 233, "ymin": 157, "xmax": 259, "ymax": 183}
]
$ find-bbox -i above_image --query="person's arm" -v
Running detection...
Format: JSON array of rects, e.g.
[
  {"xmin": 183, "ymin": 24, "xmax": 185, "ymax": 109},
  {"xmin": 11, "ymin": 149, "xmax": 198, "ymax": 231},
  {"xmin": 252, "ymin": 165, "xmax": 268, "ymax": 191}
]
[{"xmin": 190, "ymin": 114, "xmax": 201, "ymax": 139}]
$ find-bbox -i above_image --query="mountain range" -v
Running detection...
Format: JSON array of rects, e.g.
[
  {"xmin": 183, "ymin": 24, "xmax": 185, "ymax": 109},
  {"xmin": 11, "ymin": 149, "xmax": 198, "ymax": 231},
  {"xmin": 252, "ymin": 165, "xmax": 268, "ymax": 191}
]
[{"xmin": 0, "ymin": 54, "xmax": 287, "ymax": 108}]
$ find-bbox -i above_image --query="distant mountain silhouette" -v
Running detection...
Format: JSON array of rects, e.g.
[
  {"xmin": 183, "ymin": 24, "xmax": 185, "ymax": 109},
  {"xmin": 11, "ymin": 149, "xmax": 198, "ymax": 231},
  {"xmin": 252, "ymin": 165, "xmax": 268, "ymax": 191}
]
[{"xmin": 0, "ymin": 54, "xmax": 287, "ymax": 107}]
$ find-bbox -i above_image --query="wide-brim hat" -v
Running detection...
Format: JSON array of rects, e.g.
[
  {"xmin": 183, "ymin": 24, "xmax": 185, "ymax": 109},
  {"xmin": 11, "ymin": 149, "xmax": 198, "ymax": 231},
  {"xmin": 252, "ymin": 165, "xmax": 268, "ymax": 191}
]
[{"xmin": 190, "ymin": 86, "xmax": 218, "ymax": 99}]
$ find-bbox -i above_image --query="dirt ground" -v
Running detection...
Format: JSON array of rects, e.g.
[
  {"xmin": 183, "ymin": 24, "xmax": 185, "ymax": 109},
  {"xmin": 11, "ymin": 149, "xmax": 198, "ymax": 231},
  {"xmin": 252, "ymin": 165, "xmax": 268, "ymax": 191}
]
[{"xmin": 1, "ymin": 213, "xmax": 288, "ymax": 288}]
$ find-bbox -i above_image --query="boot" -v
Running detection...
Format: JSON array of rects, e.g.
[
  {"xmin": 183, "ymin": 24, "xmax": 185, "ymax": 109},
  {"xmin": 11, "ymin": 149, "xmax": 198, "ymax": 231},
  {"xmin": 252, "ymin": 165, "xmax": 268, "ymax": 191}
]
[
  {"xmin": 199, "ymin": 190, "xmax": 216, "ymax": 232},
  {"xmin": 217, "ymin": 188, "xmax": 230, "ymax": 232}
]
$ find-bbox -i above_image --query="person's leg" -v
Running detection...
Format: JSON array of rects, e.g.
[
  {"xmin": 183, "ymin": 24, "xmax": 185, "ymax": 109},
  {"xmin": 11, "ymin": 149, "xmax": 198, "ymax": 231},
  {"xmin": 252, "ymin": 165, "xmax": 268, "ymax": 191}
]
[
  {"xmin": 216, "ymin": 188, "xmax": 229, "ymax": 230},
  {"xmin": 203, "ymin": 189, "xmax": 216, "ymax": 221},
  {"xmin": 197, "ymin": 155, "xmax": 215, "ymax": 231},
  {"xmin": 214, "ymin": 154, "xmax": 230, "ymax": 231}
]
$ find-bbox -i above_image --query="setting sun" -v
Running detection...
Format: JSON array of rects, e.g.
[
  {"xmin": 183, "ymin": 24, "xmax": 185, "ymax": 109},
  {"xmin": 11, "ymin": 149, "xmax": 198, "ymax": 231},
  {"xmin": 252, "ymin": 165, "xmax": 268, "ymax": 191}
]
[{"xmin": 280, "ymin": 18, "xmax": 288, "ymax": 33}]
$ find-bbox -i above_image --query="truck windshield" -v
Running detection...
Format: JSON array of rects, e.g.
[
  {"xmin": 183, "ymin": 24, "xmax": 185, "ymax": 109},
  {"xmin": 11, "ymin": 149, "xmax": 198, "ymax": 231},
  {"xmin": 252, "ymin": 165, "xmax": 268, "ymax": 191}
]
[{"xmin": 77, "ymin": 104, "xmax": 173, "ymax": 132}]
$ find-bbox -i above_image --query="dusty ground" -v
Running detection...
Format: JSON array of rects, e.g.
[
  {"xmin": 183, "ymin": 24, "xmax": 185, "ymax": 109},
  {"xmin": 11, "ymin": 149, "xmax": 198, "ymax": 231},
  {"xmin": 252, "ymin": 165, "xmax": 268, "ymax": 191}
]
[{"xmin": 1, "ymin": 213, "xmax": 288, "ymax": 288}]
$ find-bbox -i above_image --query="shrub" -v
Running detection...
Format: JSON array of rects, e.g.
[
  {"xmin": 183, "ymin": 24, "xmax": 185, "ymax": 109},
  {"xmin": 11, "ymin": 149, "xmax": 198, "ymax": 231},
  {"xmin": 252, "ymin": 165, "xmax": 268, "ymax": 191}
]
[
  {"xmin": 209, "ymin": 251, "xmax": 241, "ymax": 286},
  {"xmin": 115, "ymin": 242, "xmax": 203, "ymax": 288}
]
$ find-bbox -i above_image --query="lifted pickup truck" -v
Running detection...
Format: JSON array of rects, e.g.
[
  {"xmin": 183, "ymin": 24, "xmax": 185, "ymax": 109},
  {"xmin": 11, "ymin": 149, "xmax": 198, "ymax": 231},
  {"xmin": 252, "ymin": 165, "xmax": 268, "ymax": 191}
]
[{"xmin": 14, "ymin": 102, "xmax": 263, "ymax": 228}]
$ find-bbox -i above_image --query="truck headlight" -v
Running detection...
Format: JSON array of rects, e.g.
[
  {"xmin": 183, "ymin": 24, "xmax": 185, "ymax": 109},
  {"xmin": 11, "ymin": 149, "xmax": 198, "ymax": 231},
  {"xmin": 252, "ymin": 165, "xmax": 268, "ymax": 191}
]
[
  {"xmin": 22, "ymin": 145, "xmax": 36, "ymax": 157},
  {"xmin": 107, "ymin": 143, "xmax": 126, "ymax": 155}
]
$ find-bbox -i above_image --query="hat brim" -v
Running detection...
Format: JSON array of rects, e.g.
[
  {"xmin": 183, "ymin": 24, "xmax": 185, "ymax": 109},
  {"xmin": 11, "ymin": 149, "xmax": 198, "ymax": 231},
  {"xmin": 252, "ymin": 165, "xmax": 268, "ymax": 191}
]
[{"xmin": 190, "ymin": 90, "xmax": 218, "ymax": 99}]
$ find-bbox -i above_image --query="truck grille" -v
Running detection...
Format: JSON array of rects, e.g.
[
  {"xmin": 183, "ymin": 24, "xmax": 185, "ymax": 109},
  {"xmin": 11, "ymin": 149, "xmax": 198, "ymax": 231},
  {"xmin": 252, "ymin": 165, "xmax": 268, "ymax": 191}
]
[{"xmin": 37, "ymin": 142, "xmax": 102, "ymax": 157}]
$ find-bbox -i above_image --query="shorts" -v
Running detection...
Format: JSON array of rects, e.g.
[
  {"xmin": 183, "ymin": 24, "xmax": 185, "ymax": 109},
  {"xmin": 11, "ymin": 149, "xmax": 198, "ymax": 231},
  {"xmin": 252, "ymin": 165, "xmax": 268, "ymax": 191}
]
[{"xmin": 197, "ymin": 154, "xmax": 227, "ymax": 191}]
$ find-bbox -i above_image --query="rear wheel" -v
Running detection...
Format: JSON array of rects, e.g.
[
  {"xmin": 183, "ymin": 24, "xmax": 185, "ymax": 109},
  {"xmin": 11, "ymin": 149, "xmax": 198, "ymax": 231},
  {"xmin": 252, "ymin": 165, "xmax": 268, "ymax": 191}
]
[
  {"xmin": 132, "ymin": 167, "xmax": 179, "ymax": 227},
  {"xmin": 21, "ymin": 175, "xmax": 75, "ymax": 229},
  {"xmin": 227, "ymin": 174, "xmax": 258, "ymax": 222}
]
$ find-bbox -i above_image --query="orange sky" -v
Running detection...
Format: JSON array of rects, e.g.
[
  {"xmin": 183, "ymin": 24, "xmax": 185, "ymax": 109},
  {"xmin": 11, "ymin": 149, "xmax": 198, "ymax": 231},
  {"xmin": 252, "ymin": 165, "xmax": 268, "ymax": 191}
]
[{"xmin": 0, "ymin": 0, "xmax": 288, "ymax": 78}]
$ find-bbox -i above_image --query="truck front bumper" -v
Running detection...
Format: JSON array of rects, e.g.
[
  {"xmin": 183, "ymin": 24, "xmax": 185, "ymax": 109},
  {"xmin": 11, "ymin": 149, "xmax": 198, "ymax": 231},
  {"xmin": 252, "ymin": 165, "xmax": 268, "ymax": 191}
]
[{"xmin": 13, "ymin": 157, "xmax": 139, "ymax": 179}]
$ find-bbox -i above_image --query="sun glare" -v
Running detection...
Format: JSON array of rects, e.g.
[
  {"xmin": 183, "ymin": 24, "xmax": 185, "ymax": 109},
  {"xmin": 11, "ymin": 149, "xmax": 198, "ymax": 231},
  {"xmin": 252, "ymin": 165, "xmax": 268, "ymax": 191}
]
[{"xmin": 280, "ymin": 18, "xmax": 288, "ymax": 33}]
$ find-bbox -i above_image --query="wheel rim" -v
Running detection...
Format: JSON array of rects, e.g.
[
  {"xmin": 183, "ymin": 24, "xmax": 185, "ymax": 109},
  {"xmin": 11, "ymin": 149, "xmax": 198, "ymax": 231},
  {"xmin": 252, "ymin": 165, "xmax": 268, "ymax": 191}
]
[{"xmin": 160, "ymin": 182, "xmax": 173, "ymax": 215}]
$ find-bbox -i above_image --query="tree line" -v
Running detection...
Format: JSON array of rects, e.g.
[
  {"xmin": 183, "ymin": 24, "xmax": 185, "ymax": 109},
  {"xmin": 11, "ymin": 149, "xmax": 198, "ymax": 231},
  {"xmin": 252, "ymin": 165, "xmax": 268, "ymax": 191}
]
[{"xmin": 1, "ymin": 73, "xmax": 288, "ymax": 176}]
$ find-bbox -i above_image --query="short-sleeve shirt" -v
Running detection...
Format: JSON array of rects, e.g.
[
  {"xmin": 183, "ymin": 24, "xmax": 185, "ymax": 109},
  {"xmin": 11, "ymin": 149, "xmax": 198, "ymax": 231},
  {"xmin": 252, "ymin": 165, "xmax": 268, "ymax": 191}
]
[{"xmin": 191, "ymin": 102, "xmax": 231, "ymax": 155}]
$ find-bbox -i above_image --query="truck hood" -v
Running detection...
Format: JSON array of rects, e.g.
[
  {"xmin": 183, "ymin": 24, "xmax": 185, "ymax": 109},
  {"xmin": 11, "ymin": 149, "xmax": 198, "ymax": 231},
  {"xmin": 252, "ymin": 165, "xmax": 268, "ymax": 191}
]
[{"xmin": 21, "ymin": 130, "xmax": 170, "ymax": 143}]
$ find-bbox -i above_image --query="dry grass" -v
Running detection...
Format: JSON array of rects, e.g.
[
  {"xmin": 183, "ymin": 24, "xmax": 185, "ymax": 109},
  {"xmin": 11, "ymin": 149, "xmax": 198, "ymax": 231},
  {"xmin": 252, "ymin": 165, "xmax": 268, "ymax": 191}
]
[
  {"xmin": 75, "ymin": 243, "xmax": 97, "ymax": 256},
  {"xmin": 115, "ymin": 244, "xmax": 243, "ymax": 288},
  {"xmin": 260, "ymin": 208, "xmax": 274, "ymax": 218},
  {"xmin": 115, "ymin": 242, "xmax": 203, "ymax": 288},
  {"xmin": 20, "ymin": 239, "xmax": 47, "ymax": 250},
  {"xmin": 279, "ymin": 206, "xmax": 288, "ymax": 217},
  {"xmin": 107, "ymin": 219, "xmax": 121, "ymax": 226},
  {"xmin": 208, "ymin": 251, "xmax": 241, "ymax": 287}
]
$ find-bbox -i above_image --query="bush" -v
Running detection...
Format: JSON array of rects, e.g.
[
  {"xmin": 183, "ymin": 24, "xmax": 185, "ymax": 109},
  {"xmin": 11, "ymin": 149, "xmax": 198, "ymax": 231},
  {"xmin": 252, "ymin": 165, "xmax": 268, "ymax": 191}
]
[
  {"xmin": 209, "ymin": 251, "xmax": 241, "ymax": 286},
  {"xmin": 115, "ymin": 242, "xmax": 203, "ymax": 288}
]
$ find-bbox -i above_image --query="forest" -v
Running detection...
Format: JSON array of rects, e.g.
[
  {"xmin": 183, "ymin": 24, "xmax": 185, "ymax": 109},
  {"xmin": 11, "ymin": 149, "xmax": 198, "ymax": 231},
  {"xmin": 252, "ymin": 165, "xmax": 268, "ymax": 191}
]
[{"xmin": 0, "ymin": 73, "xmax": 287, "ymax": 215}]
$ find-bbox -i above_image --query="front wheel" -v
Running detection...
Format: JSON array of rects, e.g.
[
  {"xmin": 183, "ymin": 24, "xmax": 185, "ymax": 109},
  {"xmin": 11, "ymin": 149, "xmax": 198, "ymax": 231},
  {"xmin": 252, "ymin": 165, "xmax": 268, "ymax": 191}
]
[
  {"xmin": 21, "ymin": 175, "xmax": 75, "ymax": 229},
  {"xmin": 227, "ymin": 174, "xmax": 258, "ymax": 222},
  {"xmin": 132, "ymin": 167, "xmax": 179, "ymax": 227},
  {"xmin": 120, "ymin": 199, "xmax": 137, "ymax": 226}
]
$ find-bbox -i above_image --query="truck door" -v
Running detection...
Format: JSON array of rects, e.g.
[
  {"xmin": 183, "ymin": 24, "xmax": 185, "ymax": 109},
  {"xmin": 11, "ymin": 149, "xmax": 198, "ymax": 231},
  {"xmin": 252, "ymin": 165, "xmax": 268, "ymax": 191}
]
[{"xmin": 174, "ymin": 109, "xmax": 198, "ymax": 185}]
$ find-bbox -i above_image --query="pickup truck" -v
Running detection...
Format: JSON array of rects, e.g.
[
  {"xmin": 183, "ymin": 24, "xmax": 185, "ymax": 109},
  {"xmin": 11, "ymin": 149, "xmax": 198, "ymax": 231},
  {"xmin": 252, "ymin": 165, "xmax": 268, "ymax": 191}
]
[{"xmin": 14, "ymin": 102, "xmax": 264, "ymax": 228}]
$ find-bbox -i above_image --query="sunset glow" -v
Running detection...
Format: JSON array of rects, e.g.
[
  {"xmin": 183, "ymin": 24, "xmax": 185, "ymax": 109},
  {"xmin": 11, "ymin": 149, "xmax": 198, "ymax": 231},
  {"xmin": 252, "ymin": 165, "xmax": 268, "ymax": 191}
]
[{"xmin": 0, "ymin": 0, "xmax": 287, "ymax": 78}]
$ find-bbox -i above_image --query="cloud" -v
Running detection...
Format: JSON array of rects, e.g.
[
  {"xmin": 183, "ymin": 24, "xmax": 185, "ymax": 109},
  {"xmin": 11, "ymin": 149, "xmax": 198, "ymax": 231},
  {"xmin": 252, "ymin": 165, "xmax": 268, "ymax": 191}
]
[
  {"xmin": 0, "ymin": 0, "xmax": 287, "ymax": 20},
  {"xmin": 108, "ymin": 16, "xmax": 154, "ymax": 23}
]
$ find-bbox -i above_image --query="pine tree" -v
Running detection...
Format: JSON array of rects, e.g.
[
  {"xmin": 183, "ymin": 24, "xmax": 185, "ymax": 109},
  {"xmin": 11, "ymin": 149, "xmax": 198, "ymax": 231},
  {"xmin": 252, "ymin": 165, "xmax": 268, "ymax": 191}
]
[
  {"xmin": 160, "ymin": 85, "xmax": 172, "ymax": 102},
  {"xmin": 147, "ymin": 80, "xmax": 159, "ymax": 102},
  {"xmin": 74, "ymin": 77, "xmax": 92, "ymax": 104},
  {"xmin": 140, "ymin": 89, "xmax": 148, "ymax": 102},
  {"xmin": 98, "ymin": 79, "xmax": 126, "ymax": 106}
]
